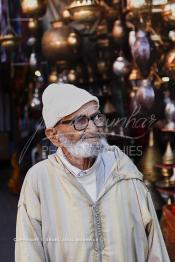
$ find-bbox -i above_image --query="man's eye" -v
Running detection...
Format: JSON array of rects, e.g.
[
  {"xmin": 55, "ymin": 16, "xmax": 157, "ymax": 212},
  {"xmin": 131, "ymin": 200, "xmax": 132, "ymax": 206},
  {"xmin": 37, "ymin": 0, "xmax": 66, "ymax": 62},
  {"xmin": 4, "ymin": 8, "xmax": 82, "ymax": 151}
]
[
  {"xmin": 78, "ymin": 116, "xmax": 87, "ymax": 123},
  {"xmin": 75, "ymin": 116, "xmax": 87, "ymax": 125}
]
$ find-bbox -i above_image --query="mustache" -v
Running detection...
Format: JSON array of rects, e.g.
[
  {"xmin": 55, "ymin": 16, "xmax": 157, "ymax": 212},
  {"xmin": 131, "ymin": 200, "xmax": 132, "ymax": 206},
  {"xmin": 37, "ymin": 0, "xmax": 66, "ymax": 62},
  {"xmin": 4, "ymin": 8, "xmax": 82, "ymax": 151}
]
[{"xmin": 80, "ymin": 132, "xmax": 103, "ymax": 141}]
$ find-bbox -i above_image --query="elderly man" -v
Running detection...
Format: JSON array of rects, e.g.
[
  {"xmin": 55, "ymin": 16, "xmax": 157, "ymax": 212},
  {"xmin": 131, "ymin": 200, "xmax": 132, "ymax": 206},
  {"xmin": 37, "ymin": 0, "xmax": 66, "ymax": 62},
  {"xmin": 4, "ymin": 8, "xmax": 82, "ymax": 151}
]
[{"xmin": 15, "ymin": 83, "xmax": 170, "ymax": 262}]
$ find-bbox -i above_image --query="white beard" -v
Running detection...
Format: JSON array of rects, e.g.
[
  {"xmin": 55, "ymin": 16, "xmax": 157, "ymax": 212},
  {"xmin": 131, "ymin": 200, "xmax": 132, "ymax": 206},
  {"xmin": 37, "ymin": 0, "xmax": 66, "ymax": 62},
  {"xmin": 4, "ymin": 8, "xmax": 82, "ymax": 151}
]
[{"xmin": 59, "ymin": 135, "xmax": 108, "ymax": 158}]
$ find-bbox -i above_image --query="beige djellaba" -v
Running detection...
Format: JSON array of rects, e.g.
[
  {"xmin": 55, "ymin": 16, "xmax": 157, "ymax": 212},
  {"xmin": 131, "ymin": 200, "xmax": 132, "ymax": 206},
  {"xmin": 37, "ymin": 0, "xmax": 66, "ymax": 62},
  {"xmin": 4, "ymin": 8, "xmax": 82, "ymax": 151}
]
[{"xmin": 15, "ymin": 146, "xmax": 170, "ymax": 262}]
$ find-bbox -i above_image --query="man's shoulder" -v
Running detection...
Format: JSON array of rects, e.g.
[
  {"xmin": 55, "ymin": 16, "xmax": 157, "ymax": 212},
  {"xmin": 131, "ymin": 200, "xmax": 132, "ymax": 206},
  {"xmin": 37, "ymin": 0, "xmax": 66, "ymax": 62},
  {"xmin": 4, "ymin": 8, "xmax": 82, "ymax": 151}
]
[
  {"xmin": 28, "ymin": 158, "xmax": 50, "ymax": 174},
  {"xmin": 106, "ymin": 145, "xmax": 143, "ymax": 181},
  {"xmin": 26, "ymin": 152, "xmax": 59, "ymax": 180}
]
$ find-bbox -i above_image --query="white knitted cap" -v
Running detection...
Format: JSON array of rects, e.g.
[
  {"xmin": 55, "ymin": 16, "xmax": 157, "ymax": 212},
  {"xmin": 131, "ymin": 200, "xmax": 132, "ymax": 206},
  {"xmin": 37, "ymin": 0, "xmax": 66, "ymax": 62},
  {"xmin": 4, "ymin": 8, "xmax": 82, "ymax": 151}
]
[{"xmin": 42, "ymin": 83, "xmax": 99, "ymax": 128}]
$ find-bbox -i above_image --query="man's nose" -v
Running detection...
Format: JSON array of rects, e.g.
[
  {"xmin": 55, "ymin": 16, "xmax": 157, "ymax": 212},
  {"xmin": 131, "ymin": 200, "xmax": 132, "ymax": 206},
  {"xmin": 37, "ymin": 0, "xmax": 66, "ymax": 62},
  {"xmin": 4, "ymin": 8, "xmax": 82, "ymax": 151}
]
[{"xmin": 86, "ymin": 119, "xmax": 97, "ymax": 132}]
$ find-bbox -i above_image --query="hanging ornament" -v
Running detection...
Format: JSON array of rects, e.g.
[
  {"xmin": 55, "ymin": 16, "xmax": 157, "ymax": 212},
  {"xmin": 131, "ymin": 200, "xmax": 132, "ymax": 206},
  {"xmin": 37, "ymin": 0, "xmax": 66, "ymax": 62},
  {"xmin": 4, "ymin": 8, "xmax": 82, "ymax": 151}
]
[
  {"xmin": 127, "ymin": 0, "xmax": 167, "ymax": 13},
  {"xmin": 113, "ymin": 56, "xmax": 131, "ymax": 76},
  {"xmin": 129, "ymin": 67, "xmax": 142, "ymax": 81},
  {"xmin": 21, "ymin": 0, "xmax": 48, "ymax": 17},
  {"xmin": 162, "ymin": 141, "xmax": 175, "ymax": 165},
  {"xmin": 131, "ymin": 30, "xmax": 155, "ymax": 77},
  {"xmin": 164, "ymin": 48, "xmax": 175, "ymax": 78},
  {"xmin": 68, "ymin": 0, "xmax": 103, "ymax": 23},
  {"xmin": 139, "ymin": 129, "xmax": 162, "ymax": 182},
  {"xmin": 162, "ymin": 2, "xmax": 175, "ymax": 23},
  {"xmin": 164, "ymin": 99, "xmax": 175, "ymax": 130},
  {"xmin": 169, "ymin": 30, "xmax": 175, "ymax": 42},
  {"xmin": 42, "ymin": 20, "xmax": 79, "ymax": 62},
  {"xmin": 0, "ymin": 32, "xmax": 20, "ymax": 49},
  {"xmin": 135, "ymin": 79, "xmax": 155, "ymax": 109},
  {"xmin": 127, "ymin": 0, "xmax": 146, "ymax": 11},
  {"xmin": 29, "ymin": 52, "xmax": 37, "ymax": 67},
  {"xmin": 67, "ymin": 69, "xmax": 78, "ymax": 83},
  {"xmin": 28, "ymin": 18, "xmax": 39, "ymax": 31},
  {"xmin": 0, "ymin": 1, "xmax": 20, "ymax": 50},
  {"xmin": 112, "ymin": 20, "xmax": 126, "ymax": 45},
  {"xmin": 48, "ymin": 68, "xmax": 58, "ymax": 83}
]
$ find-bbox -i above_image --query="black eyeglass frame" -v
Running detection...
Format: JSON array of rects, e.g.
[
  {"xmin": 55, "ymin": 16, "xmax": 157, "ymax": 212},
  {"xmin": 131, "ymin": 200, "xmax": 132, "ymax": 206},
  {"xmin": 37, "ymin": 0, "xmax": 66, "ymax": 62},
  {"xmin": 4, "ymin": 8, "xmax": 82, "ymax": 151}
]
[{"xmin": 57, "ymin": 111, "xmax": 106, "ymax": 131}]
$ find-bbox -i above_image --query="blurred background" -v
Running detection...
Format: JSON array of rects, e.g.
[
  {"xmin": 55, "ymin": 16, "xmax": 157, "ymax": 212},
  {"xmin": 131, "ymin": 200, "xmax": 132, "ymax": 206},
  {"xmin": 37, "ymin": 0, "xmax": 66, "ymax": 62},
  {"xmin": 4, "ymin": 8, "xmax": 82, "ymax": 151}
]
[{"xmin": 0, "ymin": 0, "xmax": 175, "ymax": 261}]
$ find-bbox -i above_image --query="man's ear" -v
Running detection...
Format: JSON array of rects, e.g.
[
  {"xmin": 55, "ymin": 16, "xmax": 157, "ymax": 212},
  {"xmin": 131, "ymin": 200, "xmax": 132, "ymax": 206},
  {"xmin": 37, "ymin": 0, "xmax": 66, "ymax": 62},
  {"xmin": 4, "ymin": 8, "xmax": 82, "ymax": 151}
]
[{"xmin": 45, "ymin": 128, "xmax": 60, "ymax": 147}]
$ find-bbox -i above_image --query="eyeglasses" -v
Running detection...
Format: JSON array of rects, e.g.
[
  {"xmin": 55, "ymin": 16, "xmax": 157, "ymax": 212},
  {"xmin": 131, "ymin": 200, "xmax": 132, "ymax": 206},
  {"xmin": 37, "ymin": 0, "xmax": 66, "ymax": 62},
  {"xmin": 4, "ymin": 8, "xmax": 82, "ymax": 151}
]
[{"xmin": 59, "ymin": 112, "xmax": 106, "ymax": 131}]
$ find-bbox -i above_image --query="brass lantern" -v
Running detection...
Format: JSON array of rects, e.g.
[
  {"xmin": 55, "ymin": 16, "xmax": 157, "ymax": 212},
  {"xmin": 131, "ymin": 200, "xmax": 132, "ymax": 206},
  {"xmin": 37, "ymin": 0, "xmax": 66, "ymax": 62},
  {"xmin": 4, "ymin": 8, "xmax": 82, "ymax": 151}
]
[
  {"xmin": 68, "ymin": 0, "xmax": 103, "ymax": 23},
  {"xmin": 21, "ymin": 0, "xmax": 48, "ymax": 17},
  {"xmin": 162, "ymin": 2, "xmax": 175, "ymax": 23},
  {"xmin": 127, "ymin": 0, "xmax": 146, "ymax": 10},
  {"xmin": 42, "ymin": 20, "xmax": 79, "ymax": 61},
  {"xmin": 127, "ymin": 0, "xmax": 167, "ymax": 13},
  {"xmin": 162, "ymin": 141, "xmax": 175, "ymax": 165},
  {"xmin": 112, "ymin": 20, "xmax": 126, "ymax": 44},
  {"xmin": 0, "ymin": 32, "xmax": 20, "ymax": 49},
  {"xmin": 139, "ymin": 130, "xmax": 162, "ymax": 182}
]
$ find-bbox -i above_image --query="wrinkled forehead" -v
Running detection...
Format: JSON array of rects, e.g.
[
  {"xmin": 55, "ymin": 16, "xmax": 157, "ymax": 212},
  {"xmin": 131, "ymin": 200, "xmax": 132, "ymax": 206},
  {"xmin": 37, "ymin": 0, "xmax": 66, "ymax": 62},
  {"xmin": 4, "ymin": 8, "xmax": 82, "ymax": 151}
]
[{"xmin": 63, "ymin": 101, "xmax": 99, "ymax": 121}]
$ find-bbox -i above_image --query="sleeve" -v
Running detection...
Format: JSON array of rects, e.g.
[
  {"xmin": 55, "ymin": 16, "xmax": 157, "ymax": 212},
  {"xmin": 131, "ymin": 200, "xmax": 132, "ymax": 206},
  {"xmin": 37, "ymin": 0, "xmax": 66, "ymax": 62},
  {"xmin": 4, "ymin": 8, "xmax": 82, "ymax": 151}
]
[
  {"xmin": 146, "ymin": 191, "xmax": 170, "ymax": 262},
  {"xmin": 15, "ymin": 169, "xmax": 46, "ymax": 262}
]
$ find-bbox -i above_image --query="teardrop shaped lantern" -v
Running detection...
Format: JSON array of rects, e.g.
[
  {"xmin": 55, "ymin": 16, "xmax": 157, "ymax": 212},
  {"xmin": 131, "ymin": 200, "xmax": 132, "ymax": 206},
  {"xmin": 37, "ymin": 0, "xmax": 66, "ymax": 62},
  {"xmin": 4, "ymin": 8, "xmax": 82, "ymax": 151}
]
[
  {"xmin": 68, "ymin": 0, "xmax": 103, "ymax": 23},
  {"xmin": 21, "ymin": 0, "xmax": 48, "ymax": 17},
  {"xmin": 42, "ymin": 20, "xmax": 79, "ymax": 61},
  {"xmin": 131, "ymin": 30, "xmax": 155, "ymax": 77}
]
